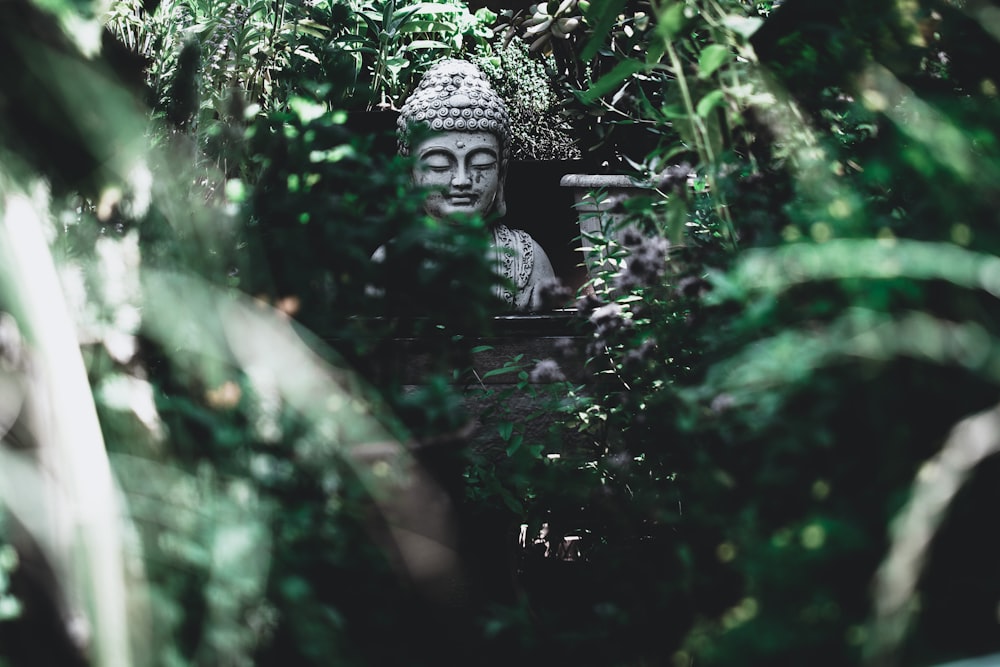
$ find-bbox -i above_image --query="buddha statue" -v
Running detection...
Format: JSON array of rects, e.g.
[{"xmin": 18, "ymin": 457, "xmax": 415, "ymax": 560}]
[{"xmin": 392, "ymin": 59, "xmax": 557, "ymax": 311}]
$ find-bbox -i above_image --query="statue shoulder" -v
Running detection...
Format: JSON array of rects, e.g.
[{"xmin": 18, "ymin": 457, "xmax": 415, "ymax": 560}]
[{"xmin": 493, "ymin": 223, "xmax": 537, "ymax": 254}]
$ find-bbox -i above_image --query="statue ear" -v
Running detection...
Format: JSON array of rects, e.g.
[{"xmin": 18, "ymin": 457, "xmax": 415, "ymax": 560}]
[{"xmin": 494, "ymin": 160, "xmax": 508, "ymax": 217}]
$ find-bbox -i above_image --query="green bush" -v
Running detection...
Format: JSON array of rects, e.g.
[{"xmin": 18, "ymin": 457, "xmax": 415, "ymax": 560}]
[
  {"xmin": 5, "ymin": 0, "xmax": 1000, "ymax": 666},
  {"xmin": 476, "ymin": 1, "xmax": 1000, "ymax": 666}
]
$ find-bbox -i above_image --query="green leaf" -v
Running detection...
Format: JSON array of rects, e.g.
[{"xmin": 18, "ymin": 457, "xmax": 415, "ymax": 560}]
[
  {"xmin": 578, "ymin": 59, "xmax": 648, "ymax": 104},
  {"xmin": 398, "ymin": 20, "xmax": 454, "ymax": 33},
  {"xmin": 382, "ymin": 0, "xmax": 395, "ymax": 28},
  {"xmin": 723, "ymin": 15, "xmax": 763, "ymax": 39},
  {"xmin": 294, "ymin": 25, "xmax": 328, "ymax": 39},
  {"xmin": 657, "ymin": 1, "xmax": 687, "ymax": 40},
  {"xmin": 660, "ymin": 103, "xmax": 689, "ymax": 120},
  {"xmin": 288, "ymin": 96, "xmax": 326, "ymax": 122},
  {"xmin": 293, "ymin": 46, "xmax": 320, "ymax": 64},
  {"xmin": 665, "ymin": 195, "xmax": 688, "ymax": 246},
  {"xmin": 401, "ymin": 39, "xmax": 452, "ymax": 50},
  {"xmin": 225, "ymin": 179, "xmax": 246, "ymax": 203},
  {"xmin": 498, "ymin": 421, "xmax": 514, "ymax": 441},
  {"xmin": 406, "ymin": 3, "xmax": 463, "ymax": 16},
  {"xmin": 578, "ymin": 0, "xmax": 626, "ymax": 63},
  {"xmin": 357, "ymin": 12, "xmax": 380, "ymax": 36},
  {"xmin": 698, "ymin": 44, "xmax": 730, "ymax": 79},
  {"xmin": 481, "ymin": 365, "xmax": 522, "ymax": 379},
  {"xmin": 696, "ymin": 89, "xmax": 726, "ymax": 118},
  {"xmin": 645, "ymin": 38, "xmax": 666, "ymax": 65},
  {"xmin": 474, "ymin": 7, "xmax": 497, "ymax": 24},
  {"xmin": 505, "ymin": 433, "xmax": 524, "ymax": 456},
  {"xmin": 389, "ymin": 7, "xmax": 425, "ymax": 33},
  {"xmin": 499, "ymin": 489, "xmax": 524, "ymax": 514},
  {"xmin": 294, "ymin": 18, "xmax": 331, "ymax": 37}
]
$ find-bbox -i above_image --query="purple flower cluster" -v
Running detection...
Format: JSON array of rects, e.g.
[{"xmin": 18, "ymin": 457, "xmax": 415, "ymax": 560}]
[
  {"xmin": 529, "ymin": 359, "xmax": 567, "ymax": 383},
  {"xmin": 614, "ymin": 233, "xmax": 670, "ymax": 292},
  {"xmin": 537, "ymin": 277, "xmax": 573, "ymax": 310},
  {"xmin": 589, "ymin": 302, "xmax": 628, "ymax": 340},
  {"xmin": 656, "ymin": 162, "xmax": 692, "ymax": 193},
  {"xmin": 622, "ymin": 337, "xmax": 657, "ymax": 372}
]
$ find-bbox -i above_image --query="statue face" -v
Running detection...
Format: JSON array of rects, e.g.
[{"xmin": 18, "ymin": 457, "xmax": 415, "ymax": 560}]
[{"xmin": 413, "ymin": 131, "xmax": 502, "ymax": 219}]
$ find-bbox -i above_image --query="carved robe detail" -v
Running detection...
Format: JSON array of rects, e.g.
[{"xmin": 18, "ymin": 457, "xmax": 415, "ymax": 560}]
[{"xmin": 492, "ymin": 223, "xmax": 556, "ymax": 312}]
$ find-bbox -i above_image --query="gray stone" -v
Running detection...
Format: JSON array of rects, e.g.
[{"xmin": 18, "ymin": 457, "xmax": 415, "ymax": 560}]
[{"xmin": 393, "ymin": 59, "xmax": 559, "ymax": 312}]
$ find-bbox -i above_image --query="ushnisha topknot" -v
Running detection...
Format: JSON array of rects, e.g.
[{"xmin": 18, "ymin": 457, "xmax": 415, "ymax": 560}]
[{"xmin": 397, "ymin": 59, "xmax": 511, "ymax": 160}]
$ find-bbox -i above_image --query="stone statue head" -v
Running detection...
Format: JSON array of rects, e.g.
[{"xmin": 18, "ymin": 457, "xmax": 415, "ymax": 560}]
[{"xmin": 397, "ymin": 59, "xmax": 510, "ymax": 218}]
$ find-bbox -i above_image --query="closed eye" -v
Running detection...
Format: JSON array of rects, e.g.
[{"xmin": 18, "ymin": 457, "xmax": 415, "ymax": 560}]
[
  {"xmin": 468, "ymin": 148, "xmax": 498, "ymax": 171},
  {"xmin": 420, "ymin": 151, "xmax": 454, "ymax": 171}
]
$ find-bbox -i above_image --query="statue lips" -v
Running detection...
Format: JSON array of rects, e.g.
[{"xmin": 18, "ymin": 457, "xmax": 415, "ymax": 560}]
[{"xmin": 447, "ymin": 194, "xmax": 478, "ymax": 207}]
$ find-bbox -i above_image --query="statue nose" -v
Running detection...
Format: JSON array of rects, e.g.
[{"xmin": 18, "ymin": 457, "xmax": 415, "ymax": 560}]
[{"xmin": 452, "ymin": 165, "xmax": 472, "ymax": 188}]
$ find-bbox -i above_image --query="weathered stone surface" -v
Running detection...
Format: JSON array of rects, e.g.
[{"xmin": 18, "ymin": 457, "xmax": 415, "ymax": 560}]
[{"xmin": 393, "ymin": 59, "xmax": 559, "ymax": 311}]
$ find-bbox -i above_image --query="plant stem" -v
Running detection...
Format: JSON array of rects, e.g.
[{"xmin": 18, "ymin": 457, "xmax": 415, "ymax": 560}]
[{"xmin": 663, "ymin": 35, "xmax": 737, "ymax": 250}]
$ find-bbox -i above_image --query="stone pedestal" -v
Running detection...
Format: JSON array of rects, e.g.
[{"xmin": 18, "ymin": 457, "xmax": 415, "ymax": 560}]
[{"xmin": 559, "ymin": 173, "xmax": 652, "ymax": 281}]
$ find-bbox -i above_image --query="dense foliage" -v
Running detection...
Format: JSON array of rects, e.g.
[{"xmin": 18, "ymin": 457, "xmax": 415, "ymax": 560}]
[{"xmin": 3, "ymin": 0, "xmax": 1000, "ymax": 666}]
